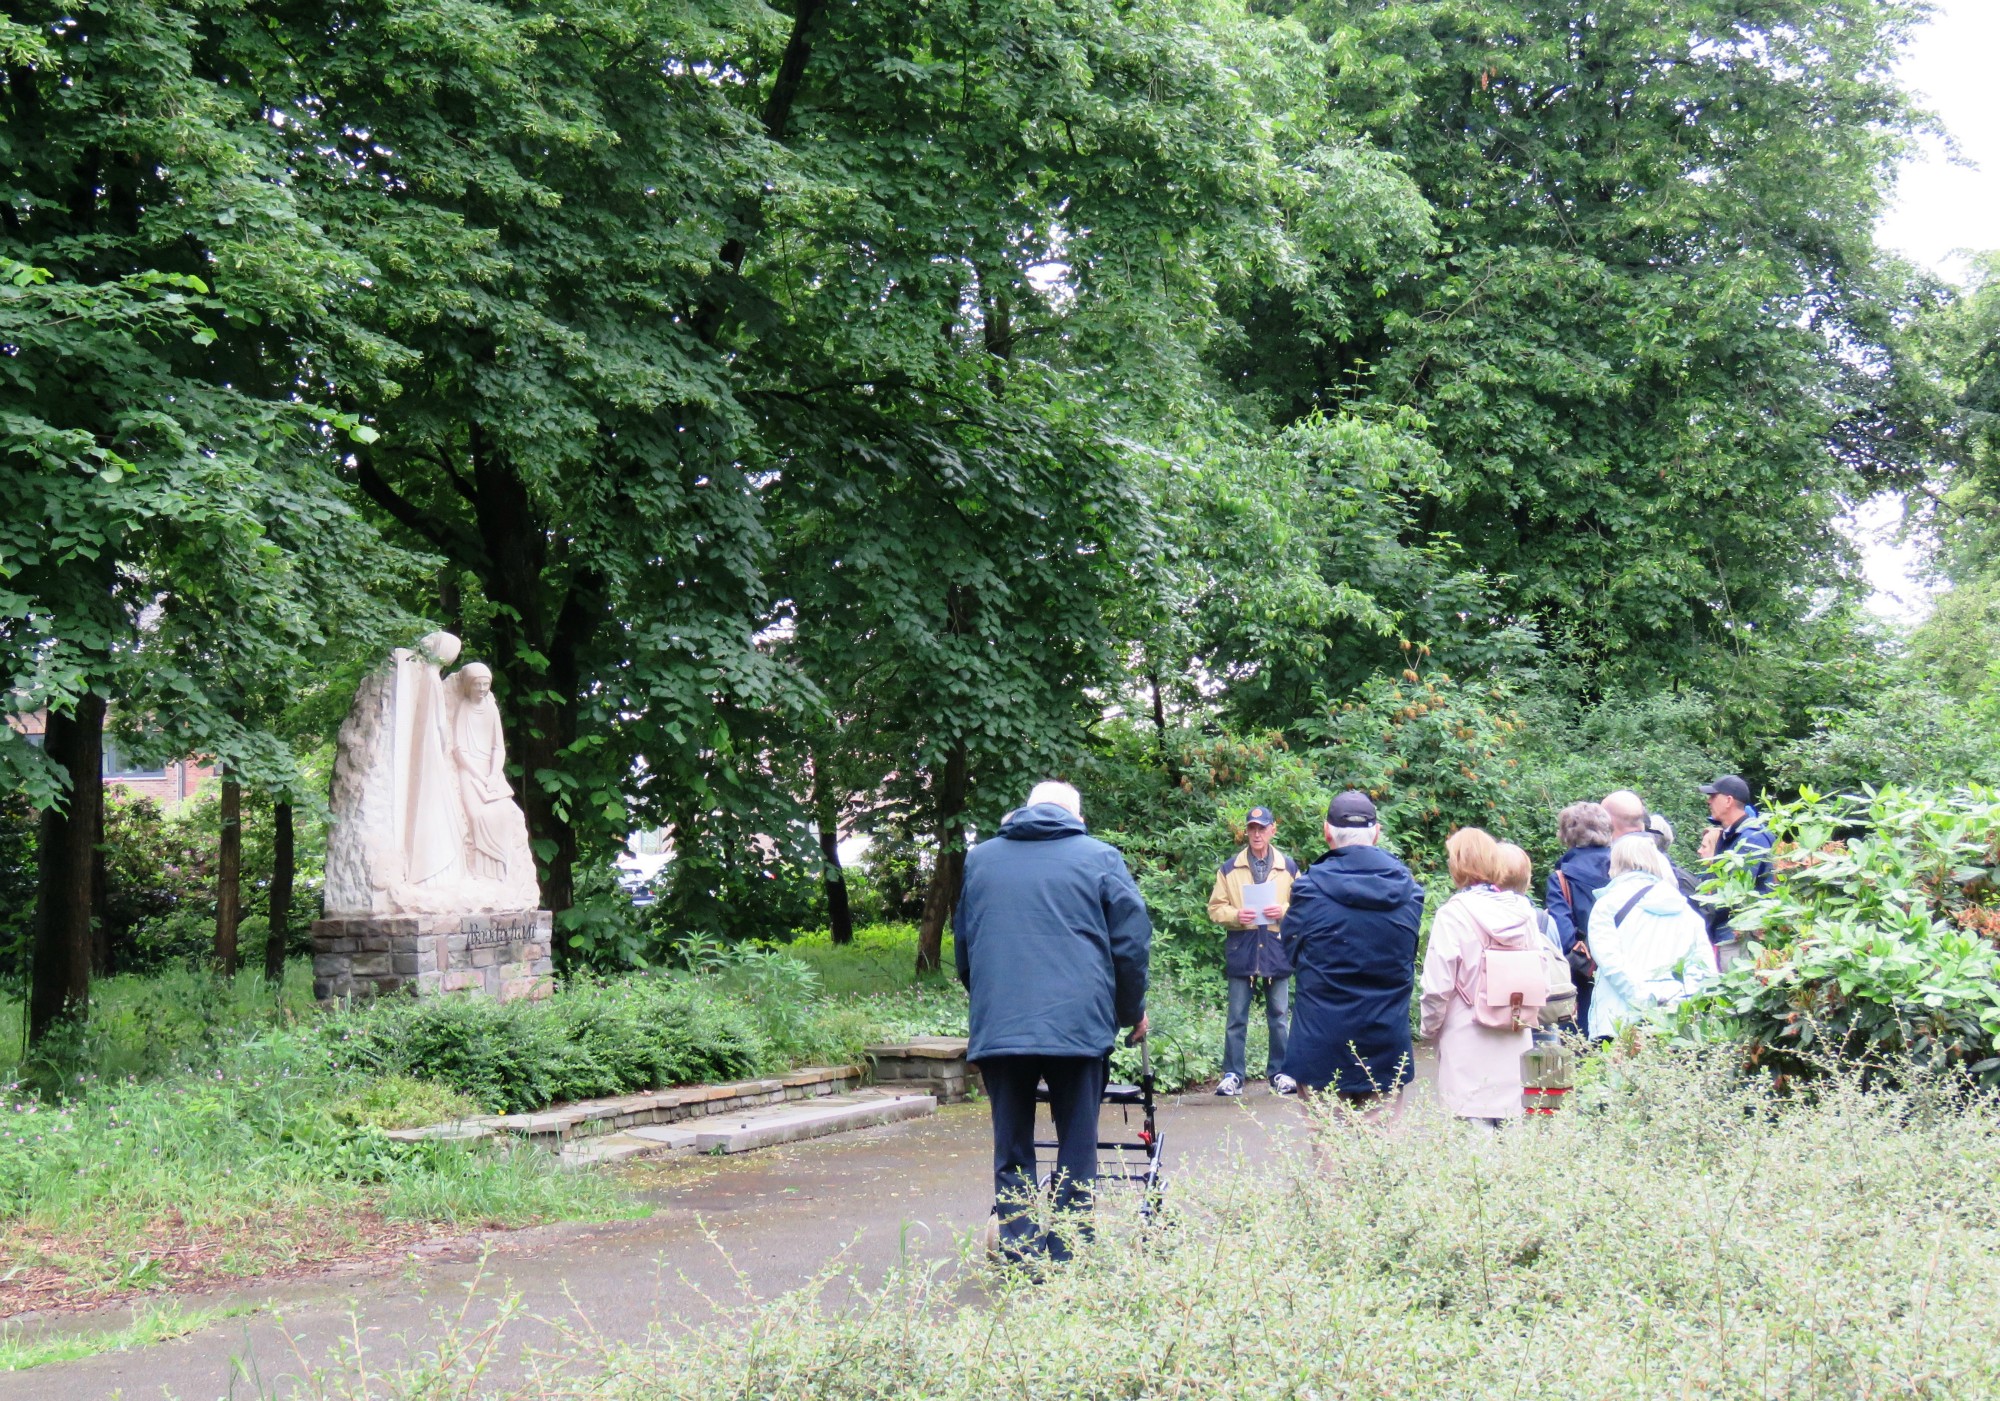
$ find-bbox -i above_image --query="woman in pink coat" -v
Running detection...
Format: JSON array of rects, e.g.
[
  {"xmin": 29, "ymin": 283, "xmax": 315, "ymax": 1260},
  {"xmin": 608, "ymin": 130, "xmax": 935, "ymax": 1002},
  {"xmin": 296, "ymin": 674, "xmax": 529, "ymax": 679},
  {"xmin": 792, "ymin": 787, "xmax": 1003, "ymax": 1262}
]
[{"xmin": 1420, "ymin": 828, "xmax": 1537, "ymax": 1125}]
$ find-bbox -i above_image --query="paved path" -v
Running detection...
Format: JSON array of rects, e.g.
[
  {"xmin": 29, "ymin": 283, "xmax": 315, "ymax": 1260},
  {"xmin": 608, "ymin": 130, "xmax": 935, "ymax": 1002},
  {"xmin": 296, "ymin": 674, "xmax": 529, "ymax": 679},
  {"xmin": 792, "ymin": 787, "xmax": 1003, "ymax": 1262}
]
[{"xmin": 3, "ymin": 1085, "xmax": 1315, "ymax": 1400}]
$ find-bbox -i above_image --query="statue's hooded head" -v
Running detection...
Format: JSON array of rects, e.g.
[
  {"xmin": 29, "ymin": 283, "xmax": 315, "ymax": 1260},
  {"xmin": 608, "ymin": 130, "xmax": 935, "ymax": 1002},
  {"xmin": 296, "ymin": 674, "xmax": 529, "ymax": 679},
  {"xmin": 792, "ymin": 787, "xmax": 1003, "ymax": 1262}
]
[
  {"xmin": 458, "ymin": 662, "xmax": 494, "ymax": 702},
  {"xmin": 418, "ymin": 631, "xmax": 462, "ymax": 667}
]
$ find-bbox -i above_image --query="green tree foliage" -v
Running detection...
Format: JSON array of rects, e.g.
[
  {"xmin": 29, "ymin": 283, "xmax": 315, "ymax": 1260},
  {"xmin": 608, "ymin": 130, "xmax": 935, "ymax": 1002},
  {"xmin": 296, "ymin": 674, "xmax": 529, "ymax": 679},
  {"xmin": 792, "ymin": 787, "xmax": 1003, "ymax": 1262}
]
[
  {"xmin": 6, "ymin": 0, "xmax": 1976, "ymax": 1007},
  {"xmin": 0, "ymin": 3, "xmax": 409, "ymax": 1037},
  {"xmin": 1243, "ymin": 0, "xmax": 1940, "ymax": 686}
]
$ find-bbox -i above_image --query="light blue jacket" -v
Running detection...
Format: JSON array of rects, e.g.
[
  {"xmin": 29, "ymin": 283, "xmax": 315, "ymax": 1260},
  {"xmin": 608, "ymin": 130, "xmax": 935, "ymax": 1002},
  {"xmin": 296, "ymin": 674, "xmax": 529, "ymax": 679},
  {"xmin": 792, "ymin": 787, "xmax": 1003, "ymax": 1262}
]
[{"xmin": 1586, "ymin": 872, "xmax": 1717, "ymax": 1040}]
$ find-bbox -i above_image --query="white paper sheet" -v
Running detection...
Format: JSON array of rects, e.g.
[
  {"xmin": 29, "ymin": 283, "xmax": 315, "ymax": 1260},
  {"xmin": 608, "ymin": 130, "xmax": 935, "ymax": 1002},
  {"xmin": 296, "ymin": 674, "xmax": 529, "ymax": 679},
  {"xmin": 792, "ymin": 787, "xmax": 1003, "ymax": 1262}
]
[{"xmin": 1240, "ymin": 879, "xmax": 1278, "ymax": 927}]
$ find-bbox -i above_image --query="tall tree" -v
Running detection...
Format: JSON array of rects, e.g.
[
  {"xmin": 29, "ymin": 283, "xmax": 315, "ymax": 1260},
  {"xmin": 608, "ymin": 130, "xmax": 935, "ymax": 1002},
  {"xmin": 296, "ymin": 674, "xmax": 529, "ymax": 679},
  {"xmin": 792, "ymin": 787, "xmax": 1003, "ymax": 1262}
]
[
  {"xmin": 1, "ymin": 3, "xmax": 401, "ymax": 1038},
  {"xmin": 245, "ymin": 0, "xmax": 809, "ymax": 941},
  {"xmin": 1245, "ymin": 0, "xmax": 1940, "ymax": 685}
]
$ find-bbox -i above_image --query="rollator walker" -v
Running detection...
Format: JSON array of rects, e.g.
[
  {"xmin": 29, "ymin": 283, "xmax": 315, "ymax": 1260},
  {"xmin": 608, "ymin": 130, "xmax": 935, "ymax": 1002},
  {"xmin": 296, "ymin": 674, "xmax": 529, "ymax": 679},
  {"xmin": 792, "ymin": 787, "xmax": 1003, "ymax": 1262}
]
[{"xmin": 1034, "ymin": 1027, "xmax": 1164, "ymax": 1218}]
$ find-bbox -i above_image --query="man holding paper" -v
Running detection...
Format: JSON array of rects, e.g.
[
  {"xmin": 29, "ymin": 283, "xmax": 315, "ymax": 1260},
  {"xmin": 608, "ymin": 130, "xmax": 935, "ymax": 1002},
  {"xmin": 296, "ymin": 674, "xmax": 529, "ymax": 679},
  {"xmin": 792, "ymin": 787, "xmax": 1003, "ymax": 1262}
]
[{"xmin": 1206, "ymin": 806, "xmax": 1300, "ymax": 1096}]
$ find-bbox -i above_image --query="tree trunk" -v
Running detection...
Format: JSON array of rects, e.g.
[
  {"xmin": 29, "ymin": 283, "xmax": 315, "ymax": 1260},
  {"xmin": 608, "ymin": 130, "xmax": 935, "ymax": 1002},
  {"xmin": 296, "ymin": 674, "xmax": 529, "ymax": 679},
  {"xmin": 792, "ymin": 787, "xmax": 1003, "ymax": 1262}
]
[
  {"xmin": 914, "ymin": 739, "xmax": 969, "ymax": 975},
  {"xmin": 213, "ymin": 776, "xmax": 241, "ymax": 976},
  {"xmin": 812, "ymin": 759, "xmax": 853, "ymax": 945},
  {"xmin": 1147, "ymin": 659, "xmax": 1182, "ymax": 786},
  {"xmin": 29, "ymin": 692, "xmax": 105, "ymax": 1045},
  {"xmin": 90, "ymin": 789, "xmax": 111, "ymax": 976},
  {"xmin": 819, "ymin": 816, "xmax": 853, "ymax": 950},
  {"xmin": 466, "ymin": 423, "xmax": 592, "ymax": 933},
  {"xmin": 266, "ymin": 799, "xmax": 293, "ymax": 983}
]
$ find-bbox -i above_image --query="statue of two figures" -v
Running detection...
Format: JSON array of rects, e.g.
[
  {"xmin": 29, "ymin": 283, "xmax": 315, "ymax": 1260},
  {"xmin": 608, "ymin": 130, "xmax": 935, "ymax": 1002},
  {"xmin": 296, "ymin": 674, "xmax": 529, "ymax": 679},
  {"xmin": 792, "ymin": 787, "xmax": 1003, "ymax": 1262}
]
[{"xmin": 324, "ymin": 632, "xmax": 540, "ymax": 915}]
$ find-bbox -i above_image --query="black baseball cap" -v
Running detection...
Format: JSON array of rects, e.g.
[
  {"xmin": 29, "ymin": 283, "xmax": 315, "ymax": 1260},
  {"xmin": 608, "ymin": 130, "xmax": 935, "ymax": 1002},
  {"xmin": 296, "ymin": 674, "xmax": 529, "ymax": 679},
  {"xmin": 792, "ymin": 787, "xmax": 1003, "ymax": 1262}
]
[
  {"xmin": 1698, "ymin": 775, "xmax": 1752, "ymax": 803},
  {"xmin": 1327, "ymin": 790, "xmax": 1378, "ymax": 828},
  {"xmin": 1245, "ymin": 806, "xmax": 1276, "ymax": 827}
]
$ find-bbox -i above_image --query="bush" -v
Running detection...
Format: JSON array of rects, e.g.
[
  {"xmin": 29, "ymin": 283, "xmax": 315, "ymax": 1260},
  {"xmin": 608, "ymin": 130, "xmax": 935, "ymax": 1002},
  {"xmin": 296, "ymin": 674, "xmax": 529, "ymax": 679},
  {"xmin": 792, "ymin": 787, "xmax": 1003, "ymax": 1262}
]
[
  {"xmin": 1679, "ymin": 785, "xmax": 2000, "ymax": 1087},
  {"xmin": 322, "ymin": 976, "xmax": 772, "ymax": 1114},
  {"xmin": 100, "ymin": 787, "xmax": 326, "ymax": 973},
  {"xmin": 1089, "ymin": 724, "xmax": 1332, "ymax": 979}
]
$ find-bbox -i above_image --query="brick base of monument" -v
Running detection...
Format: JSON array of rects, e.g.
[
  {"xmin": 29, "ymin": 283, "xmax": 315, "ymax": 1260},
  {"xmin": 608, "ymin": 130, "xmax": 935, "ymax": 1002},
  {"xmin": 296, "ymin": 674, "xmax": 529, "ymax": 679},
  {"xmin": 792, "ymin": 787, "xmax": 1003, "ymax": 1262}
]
[{"xmin": 311, "ymin": 910, "xmax": 554, "ymax": 1003}]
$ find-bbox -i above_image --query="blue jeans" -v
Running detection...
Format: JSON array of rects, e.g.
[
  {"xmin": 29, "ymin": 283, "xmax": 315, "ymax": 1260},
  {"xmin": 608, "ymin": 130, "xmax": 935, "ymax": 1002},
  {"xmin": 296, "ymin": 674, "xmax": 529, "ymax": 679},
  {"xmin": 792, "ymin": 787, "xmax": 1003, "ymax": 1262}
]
[{"xmin": 1224, "ymin": 975, "xmax": 1291, "ymax": 1081}]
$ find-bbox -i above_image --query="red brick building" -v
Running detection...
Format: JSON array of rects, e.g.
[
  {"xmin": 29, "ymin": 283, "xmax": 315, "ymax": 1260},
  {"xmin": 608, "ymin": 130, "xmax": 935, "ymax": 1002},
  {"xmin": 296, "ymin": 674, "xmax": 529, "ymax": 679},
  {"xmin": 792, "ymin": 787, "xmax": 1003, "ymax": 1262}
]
[{"xmin": 9, "ymin": 712, "xmax": 215, "ymax": 805}]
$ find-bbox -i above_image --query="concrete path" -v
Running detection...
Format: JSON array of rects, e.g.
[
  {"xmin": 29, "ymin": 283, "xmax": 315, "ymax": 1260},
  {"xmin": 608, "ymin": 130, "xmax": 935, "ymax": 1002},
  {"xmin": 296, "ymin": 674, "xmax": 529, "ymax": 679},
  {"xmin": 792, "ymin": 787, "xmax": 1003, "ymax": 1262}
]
[{"xmin": 2, "ymin": 1084, "xmax": 1315, "ymax": 1400}]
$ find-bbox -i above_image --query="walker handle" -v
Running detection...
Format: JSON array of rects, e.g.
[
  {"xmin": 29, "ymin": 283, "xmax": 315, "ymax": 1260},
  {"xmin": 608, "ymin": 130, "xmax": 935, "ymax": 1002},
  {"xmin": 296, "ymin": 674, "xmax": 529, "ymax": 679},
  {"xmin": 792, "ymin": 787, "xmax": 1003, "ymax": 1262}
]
[{"xmin": 1124, "ymin": 1026, "xmax": 1152, "ymax": 1080}]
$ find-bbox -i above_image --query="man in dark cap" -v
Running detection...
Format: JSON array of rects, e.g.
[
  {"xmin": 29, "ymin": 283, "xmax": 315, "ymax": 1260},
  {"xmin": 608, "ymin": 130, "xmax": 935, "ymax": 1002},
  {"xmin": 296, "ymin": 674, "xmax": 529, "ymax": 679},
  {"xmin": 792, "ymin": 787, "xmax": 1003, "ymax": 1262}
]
[
  {"xmin": 1275, "ymin": 791, "xmax": 1426, "ymax": 1108},
  {"xmin": 1696, "ymin": 775, "xmax": 1775, "ymax": 962},
  {"xmin": 1206, "ymin": 805, "xmax": 1301, "ymax": 1096}
]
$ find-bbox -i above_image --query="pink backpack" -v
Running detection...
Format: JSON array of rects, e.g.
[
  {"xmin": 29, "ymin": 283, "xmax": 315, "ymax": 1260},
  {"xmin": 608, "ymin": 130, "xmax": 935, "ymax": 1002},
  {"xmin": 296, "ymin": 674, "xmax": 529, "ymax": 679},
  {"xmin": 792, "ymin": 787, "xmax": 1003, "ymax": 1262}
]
[{"xmin": 1458, "ymin": 904, "xmax": 1550, "ymax": 1032}]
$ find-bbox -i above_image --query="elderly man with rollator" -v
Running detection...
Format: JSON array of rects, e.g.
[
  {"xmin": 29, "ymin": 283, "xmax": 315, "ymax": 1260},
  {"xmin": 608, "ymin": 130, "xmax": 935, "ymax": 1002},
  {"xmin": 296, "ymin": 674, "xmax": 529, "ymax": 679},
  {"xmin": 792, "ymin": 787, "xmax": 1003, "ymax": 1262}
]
[{"xmin": 955, "ymin": 781, "xmax": 1151, "ymax": 1267}]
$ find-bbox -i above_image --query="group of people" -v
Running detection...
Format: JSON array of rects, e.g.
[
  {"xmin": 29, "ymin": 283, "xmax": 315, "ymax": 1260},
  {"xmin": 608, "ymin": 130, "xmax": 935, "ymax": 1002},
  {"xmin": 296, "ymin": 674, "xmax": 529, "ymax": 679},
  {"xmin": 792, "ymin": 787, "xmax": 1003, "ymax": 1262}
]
[
  {"xmin": 952, "ymin": 774, "xmax": 1775, "ymax": 1262},
  {"xmin": 1205, "ymin": 779, "xmax": 1775, "ymax": 1115}
]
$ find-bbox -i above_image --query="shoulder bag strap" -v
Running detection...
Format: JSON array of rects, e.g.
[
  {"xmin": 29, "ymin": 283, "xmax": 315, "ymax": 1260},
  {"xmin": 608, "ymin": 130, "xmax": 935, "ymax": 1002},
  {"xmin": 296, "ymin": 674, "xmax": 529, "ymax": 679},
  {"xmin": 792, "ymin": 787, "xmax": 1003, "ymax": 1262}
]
[{"xmin": 1612, "ymin": 885, "xmax": 1649, "ymax": 927}]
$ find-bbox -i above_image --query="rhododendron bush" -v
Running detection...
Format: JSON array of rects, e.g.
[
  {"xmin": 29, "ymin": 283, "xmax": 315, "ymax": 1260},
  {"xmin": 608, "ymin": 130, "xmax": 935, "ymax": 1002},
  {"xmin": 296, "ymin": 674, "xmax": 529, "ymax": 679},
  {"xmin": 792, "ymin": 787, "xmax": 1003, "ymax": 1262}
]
[{"xmin": 1681, "ymin": 786, "xmax": 2000, "ymax": 1086}]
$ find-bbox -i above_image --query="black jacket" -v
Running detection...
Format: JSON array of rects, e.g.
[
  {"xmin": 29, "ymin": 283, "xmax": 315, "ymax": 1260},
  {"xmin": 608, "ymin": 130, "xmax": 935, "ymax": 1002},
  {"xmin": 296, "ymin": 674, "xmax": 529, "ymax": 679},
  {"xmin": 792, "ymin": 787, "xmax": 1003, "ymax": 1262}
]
[{"xmin": 1278, "ymin": 844, "xmax": 1426, "ymax": 1095}]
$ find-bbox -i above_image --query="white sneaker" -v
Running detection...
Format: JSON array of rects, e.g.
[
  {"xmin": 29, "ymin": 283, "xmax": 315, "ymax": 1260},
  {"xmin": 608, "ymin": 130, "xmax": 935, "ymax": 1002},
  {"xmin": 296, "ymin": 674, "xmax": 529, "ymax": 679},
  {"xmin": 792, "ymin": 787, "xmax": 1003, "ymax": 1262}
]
[
  {"xmin": 1215, "ymin": 1073, "xmax": 1244, "ymax": 1097},
  {"xmin": 1271, "ymin": 1074, "xmax": 1299, "ymax": 1096}
]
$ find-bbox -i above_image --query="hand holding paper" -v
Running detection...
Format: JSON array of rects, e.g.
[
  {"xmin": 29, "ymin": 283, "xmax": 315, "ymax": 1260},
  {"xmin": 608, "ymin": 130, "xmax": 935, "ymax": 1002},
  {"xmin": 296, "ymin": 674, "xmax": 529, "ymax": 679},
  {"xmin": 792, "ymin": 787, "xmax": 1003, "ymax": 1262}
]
[{"xmin": 1239, "ymin": 880, "xmax": 1278, "ymax": 927}]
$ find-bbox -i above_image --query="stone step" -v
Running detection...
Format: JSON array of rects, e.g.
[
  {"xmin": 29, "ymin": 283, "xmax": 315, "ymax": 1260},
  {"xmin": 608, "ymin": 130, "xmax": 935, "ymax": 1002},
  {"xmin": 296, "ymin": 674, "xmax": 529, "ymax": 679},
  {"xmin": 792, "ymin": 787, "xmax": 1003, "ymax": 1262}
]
[
  {"xmin": 551, "ymin": 1091, "xmax": 937, "ymax": 1168},
  {"xmin": 692, "ymin": 1091, "xmax": 936, "ymax": 1155},
  {"xmin": 559, "ymin": 1132, "xmax": 664, "ymax": 1168}
]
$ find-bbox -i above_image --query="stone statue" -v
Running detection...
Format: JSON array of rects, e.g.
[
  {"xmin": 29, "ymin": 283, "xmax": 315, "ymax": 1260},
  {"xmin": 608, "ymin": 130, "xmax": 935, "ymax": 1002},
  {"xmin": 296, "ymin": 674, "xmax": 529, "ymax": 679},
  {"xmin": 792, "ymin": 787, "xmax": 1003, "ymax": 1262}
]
[
  {"xmin": 324, "ymin": 632, "xmax": 540, "ymax": 915},
  {"xmin": 448, "ymin": 663, "xmax": 532, "ymax": 886}
]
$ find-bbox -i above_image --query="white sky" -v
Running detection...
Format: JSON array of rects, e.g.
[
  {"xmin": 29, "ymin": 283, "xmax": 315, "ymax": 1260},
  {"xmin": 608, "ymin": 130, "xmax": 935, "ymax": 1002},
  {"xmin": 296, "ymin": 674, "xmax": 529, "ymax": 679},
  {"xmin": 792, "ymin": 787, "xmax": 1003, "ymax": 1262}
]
[
  {"xmin": 1876, "ymin": 2, "xmax": 2000, "ymax": 284},
  {"xmin": 1857, "ymin": 0, "xmax": 2000, "ymax": 622}
]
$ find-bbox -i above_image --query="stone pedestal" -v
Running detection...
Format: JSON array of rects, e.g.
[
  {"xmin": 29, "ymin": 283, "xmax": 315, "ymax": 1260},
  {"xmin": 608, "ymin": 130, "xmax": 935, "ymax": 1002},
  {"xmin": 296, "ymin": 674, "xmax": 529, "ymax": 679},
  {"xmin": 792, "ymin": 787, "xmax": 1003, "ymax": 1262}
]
[{"xmin": 311, "ymin": 910, "xmax": 554, "ymax": 1003}]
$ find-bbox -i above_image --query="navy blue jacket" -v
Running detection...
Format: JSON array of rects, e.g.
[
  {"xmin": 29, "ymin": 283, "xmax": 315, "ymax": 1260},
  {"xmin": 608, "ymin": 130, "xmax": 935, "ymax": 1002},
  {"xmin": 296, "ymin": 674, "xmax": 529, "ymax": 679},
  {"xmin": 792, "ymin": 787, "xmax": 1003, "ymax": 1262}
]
[
  {"xmin": 1278, "ymin": 844, "xmax": 1426, "ymax": 1095},
  {"xmin": 953, "ymin": 804, "xmax": 1152, "ymax": 1061},
  {"xmin": 1706, "ymin": 810, "xmax": 1776, "ymax": 941},
  {"xmin": 1545, "ymin": 844, "xmax": 1612, "ymax": 954}
]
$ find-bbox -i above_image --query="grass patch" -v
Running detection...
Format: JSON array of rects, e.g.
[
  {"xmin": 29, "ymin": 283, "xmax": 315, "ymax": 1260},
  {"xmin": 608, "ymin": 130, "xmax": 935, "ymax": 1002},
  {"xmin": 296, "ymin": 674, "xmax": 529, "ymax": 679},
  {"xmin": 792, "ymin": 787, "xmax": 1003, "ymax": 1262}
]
[
  {"xmin": 784, "ymin": 923, "xmax": 961, "ymax": 998},
  {"xmin": 0, "ymin": 961, "xmax": 320, "ymax": 1087},
  {"xmin": 0, "ymin": 1299, "xmax": 261, "ymax": 1371},
  {"xmin": 329, "ymin": 1075, "xmax": 484, "ymax": 1132}
]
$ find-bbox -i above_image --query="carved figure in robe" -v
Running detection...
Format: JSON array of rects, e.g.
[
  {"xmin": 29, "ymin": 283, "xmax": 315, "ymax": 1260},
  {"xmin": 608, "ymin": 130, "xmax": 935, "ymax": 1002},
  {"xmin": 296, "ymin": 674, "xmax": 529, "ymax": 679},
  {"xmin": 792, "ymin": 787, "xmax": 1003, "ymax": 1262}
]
[
  {"xmin": 395, "ymin": 631, "xmax": 467, "ymax": 893},
  {"xmin": 448, "ymin": 663, "xmax": 531, "ymax": 884}
]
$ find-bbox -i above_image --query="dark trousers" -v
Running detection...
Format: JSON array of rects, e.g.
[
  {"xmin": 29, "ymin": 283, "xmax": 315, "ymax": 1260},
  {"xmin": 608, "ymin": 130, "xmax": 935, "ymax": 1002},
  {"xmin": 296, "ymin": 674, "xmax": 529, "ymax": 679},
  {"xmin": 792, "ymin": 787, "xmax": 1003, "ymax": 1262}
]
[{"xmin": 980, "ymin": 1054, "xmax": 1106, "ymax": 1263}]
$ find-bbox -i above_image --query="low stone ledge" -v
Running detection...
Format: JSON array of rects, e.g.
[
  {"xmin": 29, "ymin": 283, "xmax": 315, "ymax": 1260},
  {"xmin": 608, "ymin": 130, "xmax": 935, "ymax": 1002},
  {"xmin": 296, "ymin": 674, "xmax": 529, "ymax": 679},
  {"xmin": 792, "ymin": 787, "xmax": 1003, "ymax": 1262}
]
[
  {"xmin": 404, "ymin": 1064, "xmax": 867, "ymax": 1150},
  {"xmin": 865, "ymin": 1038, "xmax": 979, "ymax": 1103}
]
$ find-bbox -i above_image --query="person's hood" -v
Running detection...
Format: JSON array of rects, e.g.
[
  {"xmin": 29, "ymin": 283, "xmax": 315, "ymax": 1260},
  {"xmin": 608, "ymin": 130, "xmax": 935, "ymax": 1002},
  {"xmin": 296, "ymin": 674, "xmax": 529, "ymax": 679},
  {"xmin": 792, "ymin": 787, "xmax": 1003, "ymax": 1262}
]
[
  {"xmin": 996, "ymin": 803, "xmax": 1089, "ymax": 841},
  {"xmin": 1601, "ymin": 869, "xmax": 1687, "ymax": 918},
  {"xmin": 1309, "ymin": 843, "xmax": 1421, "ymax": 911},
  {"xmin": 1452, "ymin": 885, "xmax": 1540, "ymax": 939}
]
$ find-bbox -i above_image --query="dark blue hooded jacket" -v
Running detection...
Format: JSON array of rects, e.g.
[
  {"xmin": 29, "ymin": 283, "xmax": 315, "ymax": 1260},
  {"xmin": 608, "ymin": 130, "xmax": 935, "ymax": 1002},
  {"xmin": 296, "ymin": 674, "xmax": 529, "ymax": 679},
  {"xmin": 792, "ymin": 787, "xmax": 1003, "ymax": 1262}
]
[
  {"xmin": 1545, "ymin": 843, "xmax": 1612, "ymax": 954},
  {"xmin": 1278, "ymin": 843, "xmax": 1426, "ymax": 1095},
  {"xmin": 953, "ymin": 804, "xmax": 1152, "ymax": 1061}
]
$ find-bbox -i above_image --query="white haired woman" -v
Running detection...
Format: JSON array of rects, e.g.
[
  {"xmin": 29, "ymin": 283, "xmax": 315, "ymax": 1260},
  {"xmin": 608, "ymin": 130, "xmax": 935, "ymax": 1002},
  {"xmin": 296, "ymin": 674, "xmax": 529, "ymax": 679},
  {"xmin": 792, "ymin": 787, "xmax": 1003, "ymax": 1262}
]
[{"xmin": 1585, "ymin": 834, "xmax": 1718, "ymax": 1041}]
